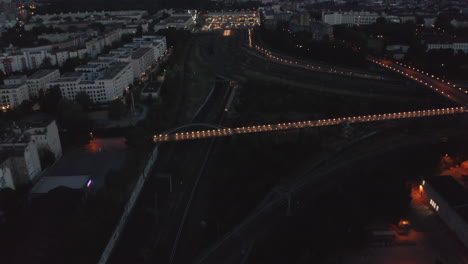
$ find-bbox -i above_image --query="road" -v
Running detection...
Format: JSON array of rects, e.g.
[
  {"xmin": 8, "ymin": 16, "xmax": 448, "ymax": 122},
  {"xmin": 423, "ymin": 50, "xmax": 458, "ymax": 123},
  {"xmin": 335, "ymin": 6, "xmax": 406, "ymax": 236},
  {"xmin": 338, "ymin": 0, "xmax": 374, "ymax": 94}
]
[
  {"xmin": 154, "ymin": 107, "xmax": 466, "ymax": 143},
  {"xmin": 371, "ymin": 58, "xmax": 468, "ymax": 105},
  {"xmin": 253, "ymin": 45, "xmax": 387, "ymax": 80},
  {"xmin": 248, "ymin": 29, "xmax": 387, "ymax": 81}
]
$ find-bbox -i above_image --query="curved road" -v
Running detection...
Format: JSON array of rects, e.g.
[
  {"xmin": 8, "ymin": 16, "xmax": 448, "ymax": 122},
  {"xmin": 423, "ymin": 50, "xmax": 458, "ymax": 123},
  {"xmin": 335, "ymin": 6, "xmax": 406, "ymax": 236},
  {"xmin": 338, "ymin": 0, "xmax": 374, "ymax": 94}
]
[{"xmin": 370, "ymin": 58, "xmax": 468, "ymax": 105}]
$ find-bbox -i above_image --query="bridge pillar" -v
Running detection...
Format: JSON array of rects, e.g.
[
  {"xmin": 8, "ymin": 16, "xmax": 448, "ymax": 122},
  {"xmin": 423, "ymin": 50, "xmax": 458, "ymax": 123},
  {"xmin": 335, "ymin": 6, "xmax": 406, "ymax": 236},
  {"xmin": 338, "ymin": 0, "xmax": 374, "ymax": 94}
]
[{"xmin": 342, "ymin": 120, "xmax": 353, "ymax": 138}]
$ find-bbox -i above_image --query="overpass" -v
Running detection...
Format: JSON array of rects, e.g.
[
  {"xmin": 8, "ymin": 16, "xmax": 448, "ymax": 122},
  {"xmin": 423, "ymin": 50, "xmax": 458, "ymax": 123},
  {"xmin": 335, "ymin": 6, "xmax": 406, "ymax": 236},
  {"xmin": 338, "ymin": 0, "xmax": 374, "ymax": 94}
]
[
  {"xmin": 370, "ymin": 58, "xmax": 468, "ymax": 105},
  {"xmin": 154, "ymin": 107, "xmax": 466, "ymax": 143},
  {"xmin": 248, "ymin": 28, "xmax": 468, "ymax": 105}
]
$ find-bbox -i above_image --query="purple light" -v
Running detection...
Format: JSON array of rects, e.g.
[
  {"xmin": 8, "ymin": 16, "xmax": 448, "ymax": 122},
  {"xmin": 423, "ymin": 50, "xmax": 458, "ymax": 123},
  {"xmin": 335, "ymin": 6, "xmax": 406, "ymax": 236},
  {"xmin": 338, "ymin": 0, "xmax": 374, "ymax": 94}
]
[{"xmin": 86, "ymin": 179, "xmax": 93, "ymax": 188}]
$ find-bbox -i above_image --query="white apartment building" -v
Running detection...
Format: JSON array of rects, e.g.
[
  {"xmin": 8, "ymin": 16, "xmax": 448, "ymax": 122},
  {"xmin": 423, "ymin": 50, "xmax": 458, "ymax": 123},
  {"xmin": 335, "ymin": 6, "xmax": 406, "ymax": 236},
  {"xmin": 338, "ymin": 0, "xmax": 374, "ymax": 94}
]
[
  {"xmin": 131, "ymin": 47, "xmax": 155, "ymax": 79},
  {"xmin": 426, "ymin": 42, "xmax": 468, "ymax": 54},
  {"xmin": 154, "ymin": 14, "xmax": 195, "ymax": 32},
  {"xmin": 75, "ymin": 64, "xmax": 106, "ymax": 81},
  {"xmin": 47, "ymin": 72, "xmax": 82, "ymax": 101},
  {"xmin": 48, "ymin": 62, "xmax": 133, "ymax": 103},
  {"xmin": 134, "ymin": 35, "xmax": 168, "ymax": 60},
  {"xmin": 0, "ymin": 141, "xmax": 42, "ymax": 188},
  {"xmin": 30, "ymin": 10, "xmax": 148, "ymax": 25},
  {"xmin": 322, "ymin": 11, "xmax": 382, "ymax": 25},
  {"xmin": 97, "ymin": 62, "xmax": 134, "ymax": 100},
  {"xmin": 15, "ymin": 119, "xmax": 63, "ymax": 159},
  {"xmin": 27, "ymin": 69, "xmax": 61, "ymax": 98},
  {"xmin": 0, "ymin": 83, "xmax": 29, "ymax": 108},
  {"xmin": 86, "ymin": 30, "xmax": 123, "ymax": 58},
  {"xmin": 4, "ymin": 75, "xmax": 27, "ymax": 85},
  {"xmin": 0, "ymin": 166, "xmax": 15, "ymax": 189},
  {"xmin": 0, "ymin": 29, "xmax": 123, "ymax": 73},
  {"xmin": 0, "ymin": 117, "xmax": 63, "ymax": 189}
]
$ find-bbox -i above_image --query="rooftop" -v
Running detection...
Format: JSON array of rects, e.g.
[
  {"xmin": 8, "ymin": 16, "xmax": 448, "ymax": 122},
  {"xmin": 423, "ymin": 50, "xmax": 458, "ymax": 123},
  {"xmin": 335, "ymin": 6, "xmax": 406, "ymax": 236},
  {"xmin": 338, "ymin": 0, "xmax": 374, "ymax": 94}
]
[
  {"xmin": 0, "ymin": 145, "xmax": 28, "ymax": 162},
  {"xmin": 75, "ymin": 64, "xmax": 101, "ymax": 69},
  {"xmin": 29, "ymin": 69, "xmax": 59, "ymax": 80},
  {"xmin": 49, "ymin": 72, "xmax": 83, "ymax": 83},
  {"xmin": 131, "ymin": 47, "xmax": 152, "ymax": 59},
  {"xmin": 99, "ymin": 62, "xmax": 130, "ymax": 80},
  {"xmin": 5, "ymin": 74, "xmax": 26, "ymax": 80},
  {"xmin": 0, "ymin": 84, "xmax": 26, "ymax": 90},
  {"xmin": 164, "ymin": 15, "xmax": 192, "ymax": 24},
  {"xmin": 32, "ymin": 175, "xmax": 91, "ymax": 194},
  {"xmin": 425, "ymin": 175, "xmax": 468, "ymax": 225},
  {"xmin": 425, "ymin": 175, "xmax": 468, "ymax": 206}
]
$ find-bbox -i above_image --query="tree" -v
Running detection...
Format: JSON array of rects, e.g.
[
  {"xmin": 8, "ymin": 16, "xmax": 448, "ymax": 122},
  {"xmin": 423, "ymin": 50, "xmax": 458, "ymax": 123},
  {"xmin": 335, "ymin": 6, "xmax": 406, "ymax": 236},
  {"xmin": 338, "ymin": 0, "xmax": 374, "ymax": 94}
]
[
  {"xmin": 16, "ymin": 100, "xmax": 34, "ymax": 115},
  {"xmin": 376, "ymin": 17, "xmax": 387, "ymax": 24},
  {"xmin": 0, "ymin": 70, "xmax": 5, "ymax": 83},
  {"xmin": 135, "ymin": 25, "xmax": 143, "ymax": 38},
  {"xmin": 89, "ymin": 22, "xmax": 105, "ymax": 33},
  {"xmin": 108, "ymin": 100, "xmax": 126, "ymax": 120},
  {"xmin": 40, "ymin": 86, "xmax": 62, "ymax": 113},
  {"xmin": 75, "ymin": 91, "xmax": 92, "ymax": 110},
  {"xmin": 57, "ymin": 99, "xmax": 93, "ymax": 143},
  {"xmin": 61, "ymin": 57, "xmax": 90, "ymax": 73},
  {"xmin": 39, "ymin": 57, "xmax": 52, "ymax": 69},
  {"xmin": 38, "ymin": 148, "xmax": 55, "ymax": 169},
  {"xmin": 125, "ymin": 126, "xmax": 150, "ymax": 150}
]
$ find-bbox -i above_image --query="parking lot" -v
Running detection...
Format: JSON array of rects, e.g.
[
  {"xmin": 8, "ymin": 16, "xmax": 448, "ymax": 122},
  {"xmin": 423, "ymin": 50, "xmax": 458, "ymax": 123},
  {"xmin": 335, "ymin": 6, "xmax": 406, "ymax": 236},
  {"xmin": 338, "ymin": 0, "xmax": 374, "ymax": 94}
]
[{"xmin": 201, "ymin": 12, "xmax": 259, "ymax": 31}]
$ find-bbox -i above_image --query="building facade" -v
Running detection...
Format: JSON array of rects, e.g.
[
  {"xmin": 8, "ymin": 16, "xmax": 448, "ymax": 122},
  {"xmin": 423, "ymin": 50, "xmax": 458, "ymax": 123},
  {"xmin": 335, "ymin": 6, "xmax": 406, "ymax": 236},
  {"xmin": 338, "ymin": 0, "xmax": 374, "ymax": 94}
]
[
  {"xmin": 47, "ymin": 62, "xmax": 133, "ymax": 103},
  {"xmin": 0, "ymin": 141, "xmax": 42, "ymax": 188},
  {"xmin": 322, "ymin": 11, "xmax": 382, "ymax": 25},
  {"xmin": 0, "ymin": 166, "xmax": 14, "ymax": 189},
  {"xmin": 426, "ymin": 42, "xmax": 468, "ymax": 54},
  {"xmin": 27, "ymin": 69, "xmax": 61, "ymax": 98},
  {"xmin": 131, "ymin": 47, "xmax": 155, "ymax": 79},
  {"xmin": 422, "ymin": 176, "xmax": 468, "ymax": 249},
  {"xmin": 21, "ymin": 119, "xmax": 63, "ymax": 159},
  {"xmin": 0, "ymin": 83, "xmax": 29, "ymax": 108}
]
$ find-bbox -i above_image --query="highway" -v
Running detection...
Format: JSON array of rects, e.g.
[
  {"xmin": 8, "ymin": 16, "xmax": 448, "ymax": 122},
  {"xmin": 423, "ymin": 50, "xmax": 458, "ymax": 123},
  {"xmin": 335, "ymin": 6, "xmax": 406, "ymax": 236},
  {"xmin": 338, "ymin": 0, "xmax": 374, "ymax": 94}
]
[
  {"xmin": 248, "ymin": 29, "xmax": 387, "ymax": 81},
  {"xmin": 248, "ymin": 27, "xmax": 468, "ymax": 105},
  {"xmin": 253, "ymin": 45, "xmax": 387, "ymax": 80},
  {"xmin": 370, "ymin": 58, "xmax": 468, "ymax": 105},
  {"xmin": 154, "ymin": 107, "xmax": 466, "ymax": 143}
]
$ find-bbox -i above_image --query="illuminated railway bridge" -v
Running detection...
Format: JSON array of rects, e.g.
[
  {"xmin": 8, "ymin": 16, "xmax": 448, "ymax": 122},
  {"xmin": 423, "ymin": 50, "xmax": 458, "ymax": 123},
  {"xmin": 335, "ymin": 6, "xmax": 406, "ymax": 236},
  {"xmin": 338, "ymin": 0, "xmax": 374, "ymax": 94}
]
[{"xmin": 154, "ymin": 107, "xmax": 466, "ymax": 143}]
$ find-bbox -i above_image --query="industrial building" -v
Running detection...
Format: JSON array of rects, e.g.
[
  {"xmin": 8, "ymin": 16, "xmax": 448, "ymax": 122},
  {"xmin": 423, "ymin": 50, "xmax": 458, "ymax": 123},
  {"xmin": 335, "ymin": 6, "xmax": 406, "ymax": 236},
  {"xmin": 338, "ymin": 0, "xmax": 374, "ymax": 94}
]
[{"xmin": 422, "ymin": 175, "xmax": 468, "ymax": 249}]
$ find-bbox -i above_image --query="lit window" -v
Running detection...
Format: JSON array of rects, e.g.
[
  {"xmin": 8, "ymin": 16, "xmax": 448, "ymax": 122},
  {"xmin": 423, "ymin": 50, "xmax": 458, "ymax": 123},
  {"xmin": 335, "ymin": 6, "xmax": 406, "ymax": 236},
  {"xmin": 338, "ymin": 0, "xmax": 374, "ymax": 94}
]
[{"xmin": 430, "ymin": 199, "xmax": 439, "ymax": 211}]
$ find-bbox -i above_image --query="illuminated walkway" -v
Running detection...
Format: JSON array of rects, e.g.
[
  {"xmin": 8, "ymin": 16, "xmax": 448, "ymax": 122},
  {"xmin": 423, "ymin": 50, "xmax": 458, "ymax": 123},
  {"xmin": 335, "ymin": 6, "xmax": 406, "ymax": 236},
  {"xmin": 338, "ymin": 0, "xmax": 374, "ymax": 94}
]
[{"xmin": 154, "ymin": 107, "xmax": 466, "ymax": 143}]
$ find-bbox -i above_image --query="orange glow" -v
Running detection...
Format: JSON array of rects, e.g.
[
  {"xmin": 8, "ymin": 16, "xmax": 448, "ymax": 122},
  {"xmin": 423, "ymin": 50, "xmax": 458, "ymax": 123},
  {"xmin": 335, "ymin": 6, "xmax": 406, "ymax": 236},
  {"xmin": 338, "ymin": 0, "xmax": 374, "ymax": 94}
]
[
  {"xmin": 399, "ymin": 220, "xmax": 410, "ymax": 226},
  {"xmin": 419, "ymin": 185, "xmax": 423, "ymax": 192}
]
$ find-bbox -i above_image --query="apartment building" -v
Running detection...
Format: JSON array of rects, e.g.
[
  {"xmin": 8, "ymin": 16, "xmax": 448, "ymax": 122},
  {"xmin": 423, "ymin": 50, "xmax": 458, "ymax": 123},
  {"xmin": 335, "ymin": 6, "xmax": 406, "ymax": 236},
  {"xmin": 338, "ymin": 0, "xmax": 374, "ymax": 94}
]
[
  {"xmin": 426, "ymin": 42, "xmax": 468, "ymax": 54},
  {"xmin": 0, "ymin": 29, "xmax": 123, "ymax": 73},
  {"xmin": 0, "ymin": 83, "xmax": 29, "ymax": 109},
  {"xmin": 27, "ymin": 69, "xmax": 61, "ymax": 98},
  {"xmin": 131, "ymin": 48, "xmax": 155, "ymax": 79},
  {"xmin": 47, "ymin": 62, "xmax": 133, "ymax": 103},
  {"xmin": 17, "ymin": 119, "xmax": 63, "ymax": 159},
  {"xmin": 133, "ymin": 35, "xmax": 168, "ymax": 60},
  {"xmin": 322, "ymin": 11, "xmax": 382, "ymax": 25},
  {"xmin": 154, "ymin": 14, "xmax": 195, "ymax": 32},
  {"xmin": 0, "ymin": 141, "xmax": 41, "ymax": 188}
]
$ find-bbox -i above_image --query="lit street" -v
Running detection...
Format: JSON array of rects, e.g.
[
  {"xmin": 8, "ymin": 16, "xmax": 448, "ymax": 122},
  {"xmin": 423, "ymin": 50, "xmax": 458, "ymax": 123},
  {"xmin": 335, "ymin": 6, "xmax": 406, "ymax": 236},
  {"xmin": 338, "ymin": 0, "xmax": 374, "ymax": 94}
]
[{"xmin": 371, "ymin": 58, "xmax": 468, "ymax": 105}]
